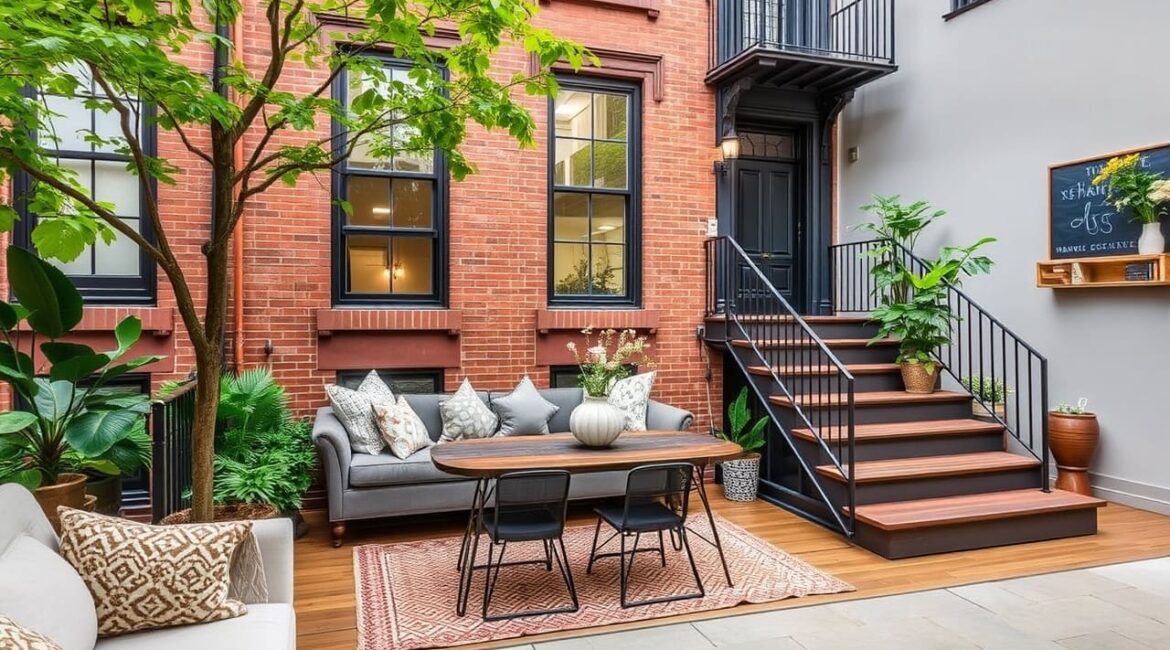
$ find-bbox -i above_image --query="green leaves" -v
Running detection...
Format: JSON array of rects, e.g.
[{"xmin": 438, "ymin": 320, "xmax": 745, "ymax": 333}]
[
  {"xmin": 0, "ymin": 411, "xmax": 37, "ymax": 435},
  {"xmin": 65, "ymin": 408, "xmax": 142, "ymax": 458},
  {"xmin": 718, "ymin": 387, "xmax": 769, "ymax": 453},
  {"xmin": 6, "ymin": 245, "xmax": 82, "ymax": 339}
]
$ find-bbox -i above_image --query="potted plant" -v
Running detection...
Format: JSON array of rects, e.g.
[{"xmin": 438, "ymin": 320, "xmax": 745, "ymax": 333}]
[
  {"xmin": 1049, "ymin": 398, "xmax": 1099, "ymax": 496},
  {"xmin": 565, "ymin": 328, "xmax": 653, "ymax": 448},
  {"xmin": 0, "ymin": 247, "xmax": 162, "ymax": 529},
  {"xmin": 715, "ymin": 388, "xmax": 768, "ymax": 502},
  {"xmin": 961, "ymin": 376, "xmax": 1010, "ymax": 420},
  {"xmin": 1092, "ymin": 154, "xmax": 1170, "ymax": 254}
]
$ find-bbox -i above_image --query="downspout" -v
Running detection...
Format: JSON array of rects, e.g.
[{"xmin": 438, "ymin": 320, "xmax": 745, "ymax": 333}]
[{"xmin": 230, "ymin": 8, "xmax": 246, "ymax": 372}]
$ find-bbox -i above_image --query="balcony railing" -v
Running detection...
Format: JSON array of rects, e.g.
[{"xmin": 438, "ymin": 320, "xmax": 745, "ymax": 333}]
[{"xmin": 710, "ymin": 0, "xmax": 895, "ymax": 70}]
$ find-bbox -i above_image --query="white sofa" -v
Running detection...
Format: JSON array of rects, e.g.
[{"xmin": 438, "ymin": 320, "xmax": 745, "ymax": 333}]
[{"xmin": 0, "ymin": 483, "xmax": 296, "ymax": 650}]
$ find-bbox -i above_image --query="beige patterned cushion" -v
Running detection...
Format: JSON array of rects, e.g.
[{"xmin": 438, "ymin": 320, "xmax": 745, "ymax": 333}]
[
  {"xmin": 438, "ymin": 378, "xmax": 498, "ymax": 443},
  {"xmin": 326, "ymin": 370, "xmax": 396, "ymax": 454},
  {"xmin": 608, "ymin": 371, "xmax": 656, "ymax": 431},
  {"xmin": 373, "ymin": 396, "xmax": 435, "ymax": 459},
  {"xmin": 0, "ymin": 616, "xmax": 63, "ymax": 650},
  {"xmin": 57, "ymin": 508, "xmax": 250, "ymax": 637}
]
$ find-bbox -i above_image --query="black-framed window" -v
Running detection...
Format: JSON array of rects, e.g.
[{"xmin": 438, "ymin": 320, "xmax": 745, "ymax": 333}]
[
  {"xmin": 336, "ymin": 369, "xmax": 444, "ymax": 395},
  {"xmin": 549, "ymin": 364, "xmax": 636, "ymax": 389},
  {"xmin": 332, "ymin": 57, "xmax": 446, "ymax": 306},
  {"xmin": 549, "ymin": 77, "xmax": 641, "ymax": 306},
  {"xmin": 13, "ymin": 63, "xmax": 156, "ymax": 305}
]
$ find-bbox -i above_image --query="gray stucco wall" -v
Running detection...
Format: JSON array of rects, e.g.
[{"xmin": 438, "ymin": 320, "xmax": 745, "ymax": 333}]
[{"xmin": 837, "ymin": 0, "xmax": 1170, "ymax": 512}]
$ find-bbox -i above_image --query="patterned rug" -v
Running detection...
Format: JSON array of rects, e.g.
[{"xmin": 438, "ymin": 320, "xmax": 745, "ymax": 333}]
[{"xmin": 353, "ymin": 514, "xmax": 853, "ymax": 649}]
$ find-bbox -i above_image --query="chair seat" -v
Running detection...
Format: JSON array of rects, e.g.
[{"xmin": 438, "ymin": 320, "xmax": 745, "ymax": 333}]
[
  {"xmin": 484, "ymin": 509, "xmax": 563, "ymax": 542},
  {"xmin": 595, "ymin": 502, "xmax": 683, "ymax": 532}
]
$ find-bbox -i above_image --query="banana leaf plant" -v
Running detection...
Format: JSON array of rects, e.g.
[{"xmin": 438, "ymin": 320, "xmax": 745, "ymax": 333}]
[
  {"xmin": 717, "ymin": 387, "xmax": 769, "ymax": 454},
  {"xmin": 0, "ymin": 246, "xmax": 162, "ymax": 489}
]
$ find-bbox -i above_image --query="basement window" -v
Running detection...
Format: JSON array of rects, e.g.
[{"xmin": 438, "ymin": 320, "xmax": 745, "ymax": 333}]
[{"xmin": 336, "ymin": 369, "xmax": 444, "ymax": 395}]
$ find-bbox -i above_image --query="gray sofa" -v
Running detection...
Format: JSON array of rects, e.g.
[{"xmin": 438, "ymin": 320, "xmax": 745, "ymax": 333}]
[
  {"xmin": 312, "ymin": 386, "xmax": 694, "ymax": 547},
  {"xmin": 0, "ymin": 483, "xmax": 295, "ymax": 650}
]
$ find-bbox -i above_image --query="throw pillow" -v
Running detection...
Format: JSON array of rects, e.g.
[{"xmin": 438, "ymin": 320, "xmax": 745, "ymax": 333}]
[
  {"xmin": 608, "ymin": 371, "xmax": 656, "ymax": 431},
  {"xmin": 0, "ymin": 616, "xmax": 63, "ymax": 650},
  {"xmin": 492, "ymin": 375, "xmax": 560, "ymax": 436},
  {"xmin": 325, "ymin": 370, "xmax": 396, "ymax": 454},
  {"xmin": 57, "ymin": 508, "xmax": 251, "ymax": 637},
  {"xmin": 373, "ymin": 396, "xmax": 435, "ymax": 459},
  {"xmin": 438, "ymin": 378, "xmax": 498, "ymax": 443},
  {"xmin": 0, "ymin": 534, "xmax": 97, "ymax": 650}
]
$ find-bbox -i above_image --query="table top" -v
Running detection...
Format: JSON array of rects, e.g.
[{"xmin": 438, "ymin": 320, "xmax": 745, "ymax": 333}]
[{"xmin": 429, "ymin": 430, "xmax": 743, "ymax": 478}]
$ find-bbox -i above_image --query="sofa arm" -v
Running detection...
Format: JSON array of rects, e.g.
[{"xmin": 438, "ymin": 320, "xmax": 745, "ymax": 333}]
[
  {"xmin": 646, "ymin": 400, "xmax": 694, "ymax": 431},
  {"xmin": 251, "ymin": 517, "xmax": 294, "ymax": 605},
  {"xmin": 312, "ymin": 407, "xmax": 352, "ymax": 522}
]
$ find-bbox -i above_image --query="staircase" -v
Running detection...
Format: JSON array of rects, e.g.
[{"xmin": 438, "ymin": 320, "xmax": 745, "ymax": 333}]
[{"xmin": 704, "ymin": 237, "xmax": 1105, "ymax": 559}]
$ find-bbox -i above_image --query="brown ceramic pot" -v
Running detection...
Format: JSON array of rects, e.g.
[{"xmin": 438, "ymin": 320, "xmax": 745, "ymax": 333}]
[
  {"xmin": 900, "ymin": 362, "xmax": 941, "ymax": 394},
  {"xmin": 1048, "ymin": 412, "xmax": 1100, "ymax": 496},
  {"xmin": 34, "ymin": 472, "xmax": 89, "ymax": 532}
]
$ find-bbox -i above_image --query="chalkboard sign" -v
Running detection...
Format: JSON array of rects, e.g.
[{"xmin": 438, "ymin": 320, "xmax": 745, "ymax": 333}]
[{"xmin": 1048, "ymin": 143, "xmax": 1170, "ymax": 259}]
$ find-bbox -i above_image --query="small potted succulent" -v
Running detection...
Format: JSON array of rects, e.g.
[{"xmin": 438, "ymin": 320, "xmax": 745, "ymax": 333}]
[
  {"xmin": 715, "ymin": 388, "xmax": 768, "ymax": 502},
  {"xmin": 961, "ymin": 376, "xmax": 1010, "ymax": 420},
  {"xmin": 1048, "ymin": 398, "xmax": 1099, "ymax": 496}
]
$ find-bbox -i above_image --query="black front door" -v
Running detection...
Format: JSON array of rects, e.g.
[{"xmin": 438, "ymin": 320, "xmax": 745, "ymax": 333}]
[{"xmin": 734, "ymin": 158, "xmax": 802, "ymax": 311}]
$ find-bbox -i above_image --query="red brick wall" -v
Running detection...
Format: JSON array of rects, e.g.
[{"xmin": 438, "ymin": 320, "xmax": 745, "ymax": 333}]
[{"xmin": 3, "ymin": 0, "xmax": 724, "ymax": 432}]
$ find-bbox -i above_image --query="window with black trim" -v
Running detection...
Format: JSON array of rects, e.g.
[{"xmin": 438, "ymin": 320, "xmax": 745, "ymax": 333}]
[
  {"xmin": 13, "ymin": 63, "xmax": 156, "ymax": 305},
  {"xmin": 549, "ymin": 77, "xmax": 640, "ymax": 306},
  {"xmin": 332, "ymin": 57, "xmax": 446, "ymax": 306},
  {"xmin": 549, "ymin": 364, "xmax": 636, "ymax": 389},
  {"xmin": 336, "ymin": 369, "xmax": 444, "ymax": 395}
]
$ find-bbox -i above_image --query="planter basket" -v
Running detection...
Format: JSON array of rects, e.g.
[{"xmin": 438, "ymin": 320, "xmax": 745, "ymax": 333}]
[
  {"xmin": 900, "ymin": 363, "xmax": 941, "ymax": 394},
  {"xmin": 160, "ymin": 502, "xmax": 280, "ymax": 525},
  {"xmin": 721, "ymin": 454, "xmax": 760, "ymax": 502}
]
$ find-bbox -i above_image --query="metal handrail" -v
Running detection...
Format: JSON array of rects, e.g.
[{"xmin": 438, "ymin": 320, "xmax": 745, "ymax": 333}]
[{"xmin": 150, "ymin": 379, "xmax": 198, "ymax": 522}]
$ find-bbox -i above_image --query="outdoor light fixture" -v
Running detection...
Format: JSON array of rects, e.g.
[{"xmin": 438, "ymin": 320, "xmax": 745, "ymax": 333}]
[{"xmin": 714, "ymin": 131, "xmax": 740, "ymax": 174}]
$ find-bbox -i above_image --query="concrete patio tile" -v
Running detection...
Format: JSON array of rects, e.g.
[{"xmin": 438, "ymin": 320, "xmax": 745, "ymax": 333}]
[
  {"xmin": 826, "ymin": 589, "xmax": 985, "ymax": 625},
  {"xmin": 997, "ymin": 594, "xmax": 1166, "ymax": 640},
  {"xmin": 534, "ymin": 623, "xmax": 716, "ymax": 650},
  {"xmin": 949, "ymin": 581, "xmax": 1042, "ymax": 614},
  {"xmin": 925, "ymin": 604, "xmax": 1064, "ymax": 650},
  {"xmin": 704, "ymin": 636, "xmax": 806, "ymax": 650},
  {"xmin": 691, "ymin": 605, "xmax": 861, "ymax": 646},
  {"xmin": 1058, "ymin": 631, "xmax": 1156, "ymax": 650},
  {"xmin": 1089, "ymin": 558, "xmax": 1170, "ymax": 596},
  {"xmin": 1094, "ymin": 586, "xmax": 1170, "ymax": 625},
  {"xmin": 997, "ymin": 569, "xmax": 1132, "ymax": 602},
  {"xmin": 790, "ymin": 616, "xmax": 978, "ymax": 650}
]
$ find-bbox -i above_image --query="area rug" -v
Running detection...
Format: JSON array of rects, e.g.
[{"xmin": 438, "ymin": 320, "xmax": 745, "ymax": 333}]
[{"xmin": 353, "ymin": 514, "xmax": 853, "ymax": 649}]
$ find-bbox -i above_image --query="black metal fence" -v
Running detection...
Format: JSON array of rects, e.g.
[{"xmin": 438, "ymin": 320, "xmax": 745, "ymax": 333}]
[
  {"xmin": 150, "ymin": 379, "xmax": 198, "ymax": 522},
  {"xmin": 711, "ymin": 0, "xmax": 896, "ymax": 69},
  {"xmin": 831, "ymin": 239, "xmax": 1051, "ymax": 490}
]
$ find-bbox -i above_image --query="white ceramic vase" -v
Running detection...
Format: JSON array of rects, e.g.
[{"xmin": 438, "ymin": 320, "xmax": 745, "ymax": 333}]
[
  {"xmin": 1138, "ymin": 222, "xmax": 1165, "ymax": 255},
  {"xmin": 569, "ymin": 395, "xmax": 626, "ymax": 448}
]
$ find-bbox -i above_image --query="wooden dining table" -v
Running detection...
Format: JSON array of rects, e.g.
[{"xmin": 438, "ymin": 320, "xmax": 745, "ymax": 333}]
[{"xmin": 431, "ymin": 430, "xmax": 743, "ymax": 616}]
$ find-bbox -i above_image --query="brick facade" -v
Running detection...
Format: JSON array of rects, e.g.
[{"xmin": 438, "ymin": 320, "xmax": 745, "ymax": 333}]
[{"xmin": 3, "ymin": 0, "xmax": 723, "ymax": 432}]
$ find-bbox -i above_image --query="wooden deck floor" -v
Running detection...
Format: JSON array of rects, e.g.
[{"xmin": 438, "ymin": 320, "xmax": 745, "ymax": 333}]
[{"xmin": 294, "ymin": 492, "xmax": 1170, "ymax": 649}]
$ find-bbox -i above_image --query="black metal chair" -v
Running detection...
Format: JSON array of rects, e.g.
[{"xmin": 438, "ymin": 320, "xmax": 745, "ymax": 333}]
[
  {"xmin": 480, "ymin": 470, "xmax": 578, "ymax": 620},
  {"xmin": 587, "ymin": 463, "xmax": 705, "ymax": 608}
]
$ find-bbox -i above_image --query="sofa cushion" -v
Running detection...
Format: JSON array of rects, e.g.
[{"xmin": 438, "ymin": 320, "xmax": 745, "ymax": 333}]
[
  {"xmin": 0, "ymin": 615, "xmax": 63, "ymax": 650},
  {"xmin": 491, "ymin": 376, "xmax": 560, "ymax": 436},
  {"xmin": 348, "ymin": 447, "xmax": 464, "ymax": 488},
  {"xmin": 373, "ymin": 397, "xmax": 434, "ymax": 459},
  {"xmin": 608, "ymin": 371, "xmax": 656, "ymax": 431},
  {"xmin": 325, "ymin": 372, "xmax": 396, "ymax": 455},
  {"xmin": 539, "ymin": 387, "xmax": 583, "ymax": 433},
  {"xmin": 402, "ymin": 391, "xmax": 488, "ymax": 443},
  {"xmin": 94, "ymin": 604, "xmax": 294, "ymax": 650},
  {"xmin": 438, "ymin": 379, "xmax": 499, "ymax": 443}
]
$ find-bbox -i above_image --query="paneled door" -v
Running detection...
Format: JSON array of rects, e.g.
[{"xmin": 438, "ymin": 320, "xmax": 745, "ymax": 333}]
[{"xmin": 734, "ymin": 158, "xmax": 802, "ymax": 312}]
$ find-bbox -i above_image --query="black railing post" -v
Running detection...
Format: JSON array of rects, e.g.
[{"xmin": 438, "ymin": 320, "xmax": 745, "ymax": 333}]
[
  {"xmin": 149, "ymin": 399, "xmax": 167, "ymax": 523},
  {"xmin": 1040, "ymin": 358, "xmax": 1051, "ymax": 492}
]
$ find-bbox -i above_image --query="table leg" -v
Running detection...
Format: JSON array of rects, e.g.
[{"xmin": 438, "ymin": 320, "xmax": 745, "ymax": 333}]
[
  {"xmin": 457, "ymin": 478, "xmax": 487, "ymax": 616},
  {"xmin": 691, "ymin": 464, "xmax": 733, "ymax": 587},
  {"xmin": 457, "ymin": 478, "xmax": 483, "ymax": 572}
]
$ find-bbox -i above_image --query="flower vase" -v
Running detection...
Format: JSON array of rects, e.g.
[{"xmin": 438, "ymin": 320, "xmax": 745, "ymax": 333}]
[
  {"xmin": 1138, "ymin": 222, "xmax": 1165, "ymax": 255},
  {"xmin": 569, "ymin": 395, "xmax": 626, "ymax": 448}
]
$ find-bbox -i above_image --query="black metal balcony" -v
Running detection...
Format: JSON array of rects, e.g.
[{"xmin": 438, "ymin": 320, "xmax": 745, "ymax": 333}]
[{"xmin": 707, "ymin": 0, "xmax": 897, "ymax": 95}]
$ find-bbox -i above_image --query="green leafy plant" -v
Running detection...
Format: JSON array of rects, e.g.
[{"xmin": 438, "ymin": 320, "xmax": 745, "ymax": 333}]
[
  {"xmin": 0, "ymin": 0, "xmax": 590, "ymax": 521},
  {"xmin": 0, "ymin": 246, "xmax": 161, "ymax": 489},
  {"xmin": 961, "ymin": 376, "xmax": 1010, "ymax": 403},
  {"xmin": 716, "ymin": 387, "xmax": 768, "ymax": 454},
  {"xmin": 1053, "ymin": 398, "xmax": 1091, "ymax": 415},
  {"xmin": 855, "ymin": 196, "xmax": 947, "ymax": 304},
  {"xmin": 566, "ymin": 328, "xmax": 654, "ymax": 397}
]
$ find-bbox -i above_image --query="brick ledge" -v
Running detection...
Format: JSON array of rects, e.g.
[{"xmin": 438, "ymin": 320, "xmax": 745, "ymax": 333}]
[
  {"xmin": 534, "ymin": 309, "xmax": 659, "ymax": 334},
  {"xmin": 316, "ymin": 309, "xmax": 462, "ymax": 336},
  {"xmin": 17, "ymin": 307, "xmax": 174, "ymax": 336}
]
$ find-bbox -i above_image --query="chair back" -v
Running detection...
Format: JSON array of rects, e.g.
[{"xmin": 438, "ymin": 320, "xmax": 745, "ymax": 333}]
[
  {"xmin": 622, "ymin": 463, "xmax": 693, "ymax": 524},
  {"xmin": 492, "ymin": 469, "xmax": 572, "ymax": 532}
]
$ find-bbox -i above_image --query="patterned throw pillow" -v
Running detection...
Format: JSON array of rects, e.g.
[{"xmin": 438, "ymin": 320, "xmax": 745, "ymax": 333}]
[
  {"xmin": 608, "ymin": 371, "xmax": 656, "ymax": 431},
  {"xmin": 373, "ymin": 396, "xmax": 435, "ymax": 459},
  {"xmin": 326, "ymin": 370, "xmax": 396, "ymax": 454},
  {"xmin": 57, "ymin": 508, "xmax": 250, "ymax": 637},
  {"xmin": 438, "ymin": 378, "xmax": 498, "ymax": 443},
  {"xmin": 0, "ymin": 616, "xmax": 63, "ymax": 650},
  {"xmin": 492, "ymin": 375, "xmax": 560, "ymax": 436}
]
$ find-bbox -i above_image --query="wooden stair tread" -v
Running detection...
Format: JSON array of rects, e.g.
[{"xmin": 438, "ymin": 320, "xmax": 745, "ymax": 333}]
[
  {"xmin": 817, "ymin": 451, "xmax": 1041, "ymax": 483},
  {"xmin": 706, "ymin": 314, "xmax": 872, "ymax": 324},
  {"xmin": 848, "ymin": 489, "xmax": 1107, "ymax": 531},
  {"xmin": 749, "ymin": 363, "xmax": 899, "ymax": 377},
  {"xmin": 732, "ymin": 337, "xmax": 896, "ymax": 349},
  {"xmin": 793, "ymin": 418, "xmax": 1004, "ymax": 442},
  {"xmin": 770, "ymin": 390, "xmax": 970, "ymax": 408}
]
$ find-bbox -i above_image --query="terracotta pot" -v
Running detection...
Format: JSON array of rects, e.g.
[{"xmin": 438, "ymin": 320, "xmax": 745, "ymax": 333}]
[
  {"xmin": 899, "ymin": 362, "xmax": 941, "ymax": 394},
  {"xmin": 160, "ymin": 502, "xmax": 280, "ymax": 525},
  {"xmin": 85, "ymin": 474, "xmax": 123, "ymax": 516},
  {"xmin": 1048, "ymin": 412, "xmax": 1100, "ymax": 496},
  {"xmin": 34, "ymin": 472, "xmax": 89, "ymax": 532},
  {"xmin": 973, "ymin": 401, "xmax": 1007, "ymax": 421}
]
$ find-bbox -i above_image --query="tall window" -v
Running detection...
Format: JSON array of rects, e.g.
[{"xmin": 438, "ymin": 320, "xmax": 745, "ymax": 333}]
[
  {"xmin": 13, "ymin": 63, "xmax": 155, "ymax": 304},
  {"xmin": 333, "ymin": 58, "xmax": 445, "ymax": 306},
  {"xmin": 549, "ymin": 78, "xmax": 640, "ymax": 306}
]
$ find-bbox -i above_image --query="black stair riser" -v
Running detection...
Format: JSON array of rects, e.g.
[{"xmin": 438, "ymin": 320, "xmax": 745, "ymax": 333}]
[
  {"xmin": 855, "ymin": 508, "xmax": 1099, "ymax": 559},
  {"xmin": 824, "ymin": 468, "xmax": 1043, "ymax": 506},
  {"xmin": 737, "ymin": 321, "xmax": 880, "ymax": 340},
  {"xmin": 770, "ymin": 400, "xmax": 974, "ymax": 426},
  {"xmin": 793, "ymin": 432, "xmax": 1005, "ymax": 464},
  {"xmin": 759, "ymin": 372, "xmax": 905, "ymax": 393}
]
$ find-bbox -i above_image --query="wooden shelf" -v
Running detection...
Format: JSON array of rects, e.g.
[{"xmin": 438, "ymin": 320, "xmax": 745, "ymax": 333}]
[{"xmin": 1036, "ymin": 254, "xmax": 1170, "ymax": 289}]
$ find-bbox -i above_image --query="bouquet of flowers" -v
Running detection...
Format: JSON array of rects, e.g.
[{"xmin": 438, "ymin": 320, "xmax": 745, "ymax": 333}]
[
  {"xmin": 1092, "ymin": 153, "xmax": 1170, "ymax": 224},
  {"xmin": 566, "ymin": 328, "xmax": 654, "ymax": 398}
]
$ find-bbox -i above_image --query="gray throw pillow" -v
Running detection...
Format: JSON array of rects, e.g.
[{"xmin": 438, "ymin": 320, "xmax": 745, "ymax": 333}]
[
  {"xmin": 439, "ymin": 378, "xmax": 498, "ymax": 443},
  {"xmin": 325, "ymin": 370, "xmax": 396, "ymax": 454},
  {"xmin": 492, "ymin": 376, "xmax": 560, "ymax": 436}
]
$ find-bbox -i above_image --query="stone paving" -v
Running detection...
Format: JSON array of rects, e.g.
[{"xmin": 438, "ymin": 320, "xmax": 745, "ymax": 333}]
[{"xmin": 503, "ymin": 557, "xmax": 1170, "ymax": 649}]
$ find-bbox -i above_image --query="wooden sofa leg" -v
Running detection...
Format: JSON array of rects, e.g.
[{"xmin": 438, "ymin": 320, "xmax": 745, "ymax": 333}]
[{"xmin": 331, "ymin": 522, "xmax": 346, "ymax": 548}]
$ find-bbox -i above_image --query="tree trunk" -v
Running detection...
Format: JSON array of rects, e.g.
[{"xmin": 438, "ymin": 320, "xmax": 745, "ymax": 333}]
[{"xmin": 190, "ymin": 349, "xmax": 223, "ymax": 522}]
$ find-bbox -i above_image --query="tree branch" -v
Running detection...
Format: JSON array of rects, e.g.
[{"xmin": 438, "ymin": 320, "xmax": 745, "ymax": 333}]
[{"xmin": 157, "ymin": 101, "xmax": 214, "ymax": 165}]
